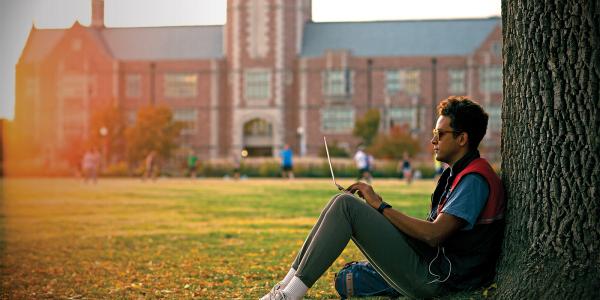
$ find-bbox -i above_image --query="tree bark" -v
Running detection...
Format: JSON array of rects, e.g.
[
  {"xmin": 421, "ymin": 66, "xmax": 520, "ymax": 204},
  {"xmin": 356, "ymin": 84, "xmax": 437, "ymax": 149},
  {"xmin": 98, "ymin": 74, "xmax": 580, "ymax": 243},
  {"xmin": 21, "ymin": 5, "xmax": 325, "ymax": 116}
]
[{"xmin": 498, "ymin": 0, "xmax": 600, "ymax": 298}]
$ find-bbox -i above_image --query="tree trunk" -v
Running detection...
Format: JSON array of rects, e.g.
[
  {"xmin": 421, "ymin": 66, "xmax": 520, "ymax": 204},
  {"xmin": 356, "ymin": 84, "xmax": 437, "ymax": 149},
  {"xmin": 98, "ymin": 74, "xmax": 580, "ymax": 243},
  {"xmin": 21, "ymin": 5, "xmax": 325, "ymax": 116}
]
[{"xmin": 498, "ymin": 0, "xmax": 599, "ymax": 298}]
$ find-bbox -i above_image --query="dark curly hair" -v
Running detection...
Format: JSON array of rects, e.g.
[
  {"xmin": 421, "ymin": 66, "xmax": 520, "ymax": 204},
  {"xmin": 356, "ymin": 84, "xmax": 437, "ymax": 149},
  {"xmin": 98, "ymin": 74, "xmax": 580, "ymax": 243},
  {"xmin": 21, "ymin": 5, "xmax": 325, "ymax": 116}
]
[{"xmin": 437, "ymin": 96, "xmax": 489, "ymax": 150}]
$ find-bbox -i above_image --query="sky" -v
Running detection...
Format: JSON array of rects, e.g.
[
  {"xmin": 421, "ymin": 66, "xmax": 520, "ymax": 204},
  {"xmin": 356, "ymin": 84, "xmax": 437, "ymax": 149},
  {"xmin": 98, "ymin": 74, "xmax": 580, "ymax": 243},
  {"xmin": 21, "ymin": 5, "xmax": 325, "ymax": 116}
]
[{"xmin": 0, "ymin": 0, "xmax": 501, "ymax": 120}]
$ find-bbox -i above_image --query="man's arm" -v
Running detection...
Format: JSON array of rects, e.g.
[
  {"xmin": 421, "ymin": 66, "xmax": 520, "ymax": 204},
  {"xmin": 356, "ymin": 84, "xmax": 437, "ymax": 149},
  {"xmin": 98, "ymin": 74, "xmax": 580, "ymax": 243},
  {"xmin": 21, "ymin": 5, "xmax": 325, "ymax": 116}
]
[
  {"xmin": 382, "ymin": 209, "xmax": 464, "ymax": 247},
  {"xmin": 346, "ymin": 182, "xmax": 465, "ymax": 247}
]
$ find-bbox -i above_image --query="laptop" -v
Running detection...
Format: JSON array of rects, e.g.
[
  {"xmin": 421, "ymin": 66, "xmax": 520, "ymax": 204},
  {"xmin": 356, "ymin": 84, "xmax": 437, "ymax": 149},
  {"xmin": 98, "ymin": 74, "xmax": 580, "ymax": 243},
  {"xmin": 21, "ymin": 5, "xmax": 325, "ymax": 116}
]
[{"xmin": 323, "ymin": 136, "xmax": 346, "ymax": 191}]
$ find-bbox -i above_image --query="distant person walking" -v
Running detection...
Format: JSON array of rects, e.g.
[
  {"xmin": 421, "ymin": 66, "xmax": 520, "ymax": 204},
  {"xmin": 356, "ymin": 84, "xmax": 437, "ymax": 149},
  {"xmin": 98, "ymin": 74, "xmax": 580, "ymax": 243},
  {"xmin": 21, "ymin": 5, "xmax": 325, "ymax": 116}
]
[
  {"xmin": 279, "ymin": 144, "xmax": 294, "ymax": 179},
  {"xmin": 143, "ymin": 150, "xmax": 158, "ymax": 181},
  {"xmin": 397, "ymin": 152, "xmax": 413, "ymax": 184},
  {"xmin": 354, "ymin": 145, "xmax": 372, "ymax": 183},
  {"xmin": 187, "ymin": 150, "xmax": 199, "ymax": 179},
  {"xmin": 82, "ymin": 147, "xmax": 100, "ymax": 184}
]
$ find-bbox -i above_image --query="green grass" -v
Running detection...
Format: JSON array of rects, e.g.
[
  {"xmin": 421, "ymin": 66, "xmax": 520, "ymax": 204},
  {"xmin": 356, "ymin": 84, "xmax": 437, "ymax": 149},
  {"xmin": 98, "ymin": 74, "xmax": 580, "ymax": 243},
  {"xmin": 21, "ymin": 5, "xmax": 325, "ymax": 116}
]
[{"xmin": 0, "ymin": 178, "xmax": 448, "ymax": 299}]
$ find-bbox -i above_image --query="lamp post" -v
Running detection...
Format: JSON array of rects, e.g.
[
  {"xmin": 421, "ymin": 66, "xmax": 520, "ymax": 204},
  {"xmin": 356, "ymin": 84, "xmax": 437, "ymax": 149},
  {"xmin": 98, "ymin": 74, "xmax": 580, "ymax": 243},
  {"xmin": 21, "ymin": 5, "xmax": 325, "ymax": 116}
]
[
  {"xmin": 99, "ymin": 126, "xmax": 108, "ymax": 169},
  {"xmin": 296, "ymin": 126, "xmax": 306, "ymax": 157}
]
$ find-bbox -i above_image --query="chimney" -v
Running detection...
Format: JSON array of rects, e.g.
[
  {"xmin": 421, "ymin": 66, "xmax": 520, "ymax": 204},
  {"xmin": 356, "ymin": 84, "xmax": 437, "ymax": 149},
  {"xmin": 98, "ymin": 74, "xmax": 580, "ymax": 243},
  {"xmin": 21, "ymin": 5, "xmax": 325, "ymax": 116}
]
[{"xmin": 91, "ymin": 0, "xmax": 104, "ymax": 28}]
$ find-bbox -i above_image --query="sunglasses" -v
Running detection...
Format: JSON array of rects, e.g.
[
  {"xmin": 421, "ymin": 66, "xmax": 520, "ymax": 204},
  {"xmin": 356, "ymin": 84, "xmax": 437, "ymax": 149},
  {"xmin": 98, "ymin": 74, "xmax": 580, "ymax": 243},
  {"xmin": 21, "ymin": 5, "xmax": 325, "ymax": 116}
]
[{"xmin": 432, "ymin": 128, "xmax": 460, "ymax": 141}]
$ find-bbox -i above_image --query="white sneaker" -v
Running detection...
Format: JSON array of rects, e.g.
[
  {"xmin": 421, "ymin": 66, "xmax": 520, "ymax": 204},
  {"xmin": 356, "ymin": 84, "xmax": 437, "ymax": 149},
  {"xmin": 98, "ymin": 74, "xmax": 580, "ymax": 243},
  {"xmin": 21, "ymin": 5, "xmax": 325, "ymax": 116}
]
[{"xmin": 260, "ymin": 286, "xmax": 289, "ymax": 300}]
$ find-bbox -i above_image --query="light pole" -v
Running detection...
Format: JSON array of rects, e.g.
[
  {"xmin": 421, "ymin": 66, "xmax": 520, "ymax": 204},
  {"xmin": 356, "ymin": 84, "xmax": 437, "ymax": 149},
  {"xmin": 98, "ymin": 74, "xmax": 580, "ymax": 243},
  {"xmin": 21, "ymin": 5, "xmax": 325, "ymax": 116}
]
[
  {"xmin": 99, "ymin": 126, "xmax": 108, "ymax": 169},
  {"xmin": 296, "ymin": 126, "xmax": 305, "ymax": 157}
]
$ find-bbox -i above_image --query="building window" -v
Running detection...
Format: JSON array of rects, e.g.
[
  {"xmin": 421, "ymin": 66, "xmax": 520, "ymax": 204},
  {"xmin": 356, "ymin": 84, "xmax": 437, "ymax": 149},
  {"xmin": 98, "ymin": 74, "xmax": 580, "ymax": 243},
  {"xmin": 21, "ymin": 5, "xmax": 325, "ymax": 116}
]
[
  {"xmin": 448, "ymin": 69, "xmax": 466, "ymax": 94},
  {"xmin": 244, "ymin": 70, "xmax": 271, "ymax": 100},
  {"xmin": 174, "ymin": 109, "xmax": 198, "ymax": 135},
  {"xmin": 323, "ymin": 69, "xmax": 352, "ymax": 97},
  {"xmin": 125, "ymin": 74, "xmax": 141, "ymax": 98},
  {"xmin": 59, "ymin": 75, "xmax": 86, "ymax": 98},
  {"xmin": 244, "ymin": 118, "xmax": 272, "ymax": 136},
  {"xmin": 386, "ymin": 69, "xmax": 420, "ymax": 95},
  {"xmin": 480, "ymin": 66, "xmax": 502, "ymax": 93},
  {"xmin": 164, "ymin": 73, "xmax": 198, "ymax": 98},
  {"xmin": 385, "ymin": 71, "xmax": 403, "ymax": 95},
  {"xmin": 487, "ymin": 106, "xmax": 502, "ymax": 132},
  {"xmin": 321, "ymin": 108, "xmax": 354, "ymax": 133},
  {"xmin": 388, "ymin": 107, "xmax": 417, "ymax": 129},
  {"xmin": 404, "ymin": 70, "xmax": 420, "ymax": 95}
]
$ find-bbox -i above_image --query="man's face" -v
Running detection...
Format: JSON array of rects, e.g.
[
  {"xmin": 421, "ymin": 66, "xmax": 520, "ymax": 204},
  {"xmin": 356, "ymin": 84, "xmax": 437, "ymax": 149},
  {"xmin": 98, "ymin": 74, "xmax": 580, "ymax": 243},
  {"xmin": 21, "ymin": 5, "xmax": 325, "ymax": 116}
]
[{"xmin": 431, "ymin": 116, "xmax": 463, "ymax": 165}]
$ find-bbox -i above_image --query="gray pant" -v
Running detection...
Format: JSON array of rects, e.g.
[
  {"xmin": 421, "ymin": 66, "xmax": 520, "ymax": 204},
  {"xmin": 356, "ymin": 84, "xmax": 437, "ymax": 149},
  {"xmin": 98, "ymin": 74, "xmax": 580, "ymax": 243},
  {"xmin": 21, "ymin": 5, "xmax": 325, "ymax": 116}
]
[{"xmin": 291, "ymin": 193, "xmax": 443, "ymax": 299}]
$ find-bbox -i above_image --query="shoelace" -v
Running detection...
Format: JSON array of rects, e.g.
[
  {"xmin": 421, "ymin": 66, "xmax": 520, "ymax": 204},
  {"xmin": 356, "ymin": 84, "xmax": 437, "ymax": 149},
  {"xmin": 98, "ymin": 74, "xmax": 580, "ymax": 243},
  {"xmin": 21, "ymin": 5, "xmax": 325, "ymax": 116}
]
[
  {"xmin": 271, "ymin": 283, "xmax": 281, "ymax": 292},
  {"xmin": 268, "ymin": 290, "xmax": 288, "ymax": 300}
]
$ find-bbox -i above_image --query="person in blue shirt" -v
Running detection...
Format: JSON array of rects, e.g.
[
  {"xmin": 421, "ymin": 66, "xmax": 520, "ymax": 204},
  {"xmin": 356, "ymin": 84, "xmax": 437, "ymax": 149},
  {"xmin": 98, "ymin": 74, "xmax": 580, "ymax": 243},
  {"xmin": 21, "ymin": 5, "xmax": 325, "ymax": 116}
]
[
  {"xmin": 261, "ymin": 97, "xmax": 505, "ymax": 300},
  {"xmin": 279, "ymin": 144, "xmax": 294, "ymax": 179}
]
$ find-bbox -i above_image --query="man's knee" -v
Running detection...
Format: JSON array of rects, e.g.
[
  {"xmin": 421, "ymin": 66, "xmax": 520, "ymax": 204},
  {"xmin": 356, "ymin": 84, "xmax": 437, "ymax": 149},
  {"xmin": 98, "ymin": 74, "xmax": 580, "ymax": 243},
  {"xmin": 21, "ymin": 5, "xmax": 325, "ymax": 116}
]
[
  {"xmin": 327, "ymin": 193, "xmax": 349, "ymax": 206},
  {"xmin": 330, "ymin": 193, "xmax": 363, "ymax": 211}
]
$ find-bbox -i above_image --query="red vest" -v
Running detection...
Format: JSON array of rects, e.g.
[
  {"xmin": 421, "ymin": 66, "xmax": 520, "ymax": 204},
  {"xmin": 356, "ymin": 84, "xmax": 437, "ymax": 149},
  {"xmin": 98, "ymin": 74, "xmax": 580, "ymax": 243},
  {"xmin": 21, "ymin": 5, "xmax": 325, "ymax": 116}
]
[{"xmin": 437, "ymin": 158, "xmax": 505, "ymax": 224}]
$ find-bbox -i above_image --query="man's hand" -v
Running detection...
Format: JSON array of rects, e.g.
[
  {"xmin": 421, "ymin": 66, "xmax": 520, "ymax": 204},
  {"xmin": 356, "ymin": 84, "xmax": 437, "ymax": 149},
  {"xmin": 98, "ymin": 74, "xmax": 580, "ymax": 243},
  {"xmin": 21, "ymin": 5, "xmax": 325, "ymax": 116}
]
[{"xmin": 346, "ymin": 182, "xmax": 382, "ymax": 210}]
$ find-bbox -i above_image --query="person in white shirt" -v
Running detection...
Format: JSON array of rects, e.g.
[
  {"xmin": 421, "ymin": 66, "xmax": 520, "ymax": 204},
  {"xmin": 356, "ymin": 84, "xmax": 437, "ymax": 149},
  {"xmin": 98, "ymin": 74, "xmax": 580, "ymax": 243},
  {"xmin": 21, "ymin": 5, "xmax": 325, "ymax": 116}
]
[{"xmin": 354, "ymin": 145, "xmax": 372, "ymax": 183}]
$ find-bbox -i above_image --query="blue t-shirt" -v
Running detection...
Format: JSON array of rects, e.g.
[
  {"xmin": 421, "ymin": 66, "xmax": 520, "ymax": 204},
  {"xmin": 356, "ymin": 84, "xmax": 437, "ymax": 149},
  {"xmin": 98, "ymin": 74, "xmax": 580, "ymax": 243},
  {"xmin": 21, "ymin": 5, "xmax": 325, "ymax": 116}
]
[
  {"xmin": 280, "ymin": 149, "xmax": 293, "ymax": 167},
  {"xmin": 440, "ymin": 173, "xmax": 489, "ymax": 230}
]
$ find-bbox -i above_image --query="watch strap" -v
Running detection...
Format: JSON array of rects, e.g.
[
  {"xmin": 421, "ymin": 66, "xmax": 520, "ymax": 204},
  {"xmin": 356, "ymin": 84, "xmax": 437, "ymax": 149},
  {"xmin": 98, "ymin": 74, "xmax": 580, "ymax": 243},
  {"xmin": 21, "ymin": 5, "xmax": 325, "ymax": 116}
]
[{"xmin": 377, "ymin": 201, "xmax": 392, "ymax": 214}]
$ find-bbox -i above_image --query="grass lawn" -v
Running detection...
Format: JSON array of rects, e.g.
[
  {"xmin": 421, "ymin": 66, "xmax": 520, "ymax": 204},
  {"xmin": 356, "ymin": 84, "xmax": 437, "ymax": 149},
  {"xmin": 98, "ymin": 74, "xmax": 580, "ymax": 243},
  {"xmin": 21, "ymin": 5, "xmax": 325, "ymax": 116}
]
[{"xmin": 1, "ymin": 177, "xmax": 440, "ymax": 299}]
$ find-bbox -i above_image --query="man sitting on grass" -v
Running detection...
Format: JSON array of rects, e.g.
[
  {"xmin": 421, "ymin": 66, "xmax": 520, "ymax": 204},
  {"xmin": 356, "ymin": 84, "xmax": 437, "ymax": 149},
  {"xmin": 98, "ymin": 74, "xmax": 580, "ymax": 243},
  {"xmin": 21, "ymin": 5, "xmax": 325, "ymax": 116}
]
[{"xmin": 261, "ymin": 96, "xmax": 505, "ymax": 299}]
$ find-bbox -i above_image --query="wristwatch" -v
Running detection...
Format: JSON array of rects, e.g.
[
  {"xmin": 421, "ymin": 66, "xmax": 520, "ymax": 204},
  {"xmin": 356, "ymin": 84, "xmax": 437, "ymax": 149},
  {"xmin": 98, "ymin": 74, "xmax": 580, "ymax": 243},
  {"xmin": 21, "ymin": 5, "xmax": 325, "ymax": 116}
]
[{"xmin": 377, "ymin": 201, "xmax": 392, "ymax": 214}]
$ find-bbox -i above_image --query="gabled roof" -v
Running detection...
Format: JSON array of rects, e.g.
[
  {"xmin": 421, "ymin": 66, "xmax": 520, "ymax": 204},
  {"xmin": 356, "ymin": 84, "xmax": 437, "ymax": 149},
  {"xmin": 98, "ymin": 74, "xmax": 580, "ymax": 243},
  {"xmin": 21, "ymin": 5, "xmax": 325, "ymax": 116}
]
[
  {"xmin": 300, "ymin": 17, "xmax": 500, "ymax": 57},
  {"xmin": 101, "ymin": 25, "xmax": 223, "ymax": 60},
  {"xmin": 19, "ymin": 24, "xmax": 224, "ymax": 63},
  {"xmin": 19, "ymin": 27, "xmax": 66, "ymax": 64}
]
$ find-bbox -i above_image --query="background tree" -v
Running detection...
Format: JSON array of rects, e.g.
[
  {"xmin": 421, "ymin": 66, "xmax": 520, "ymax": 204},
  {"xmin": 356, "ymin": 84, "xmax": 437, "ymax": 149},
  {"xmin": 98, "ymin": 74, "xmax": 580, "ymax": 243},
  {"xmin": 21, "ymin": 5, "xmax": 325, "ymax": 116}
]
[
  {"xmin": 353, "ymin": 109, "xmax": 380, "ymax": 146},
  {"xmin": 125, "ymin": 106, "xmax": 183, "ymax": 167},
  {"xmin": 498, "ymin": 0, "xmax": 599, "ymax": 298},
  {"xmin": 368, "ymin": 125, "xmax": 420, "ymax": 159},
  {"xmin": 318, "ymin": 140, "xmax": 350, "ymax": 158}
]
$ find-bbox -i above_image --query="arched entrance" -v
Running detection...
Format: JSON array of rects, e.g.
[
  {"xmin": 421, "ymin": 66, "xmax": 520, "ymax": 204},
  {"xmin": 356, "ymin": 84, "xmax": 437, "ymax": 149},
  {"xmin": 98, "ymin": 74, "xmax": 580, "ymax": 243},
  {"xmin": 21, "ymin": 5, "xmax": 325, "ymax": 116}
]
[{"xmin": 243, "ymin": 118, "xmax": 273, "ymax": 157}]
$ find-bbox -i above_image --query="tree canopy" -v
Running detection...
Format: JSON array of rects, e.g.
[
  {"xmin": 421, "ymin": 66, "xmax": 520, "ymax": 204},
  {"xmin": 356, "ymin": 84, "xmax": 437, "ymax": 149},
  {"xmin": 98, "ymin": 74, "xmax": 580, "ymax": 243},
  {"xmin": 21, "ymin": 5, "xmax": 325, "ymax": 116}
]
[
  {"xmin": 353, "ymin": 109, "xmax": 380, "ymax": 146},
  {"xmin": 368, "ymin": 126, "xmax": 420, "ymax": 159},
  {"xmin": 125, "ymin": 106, "xmax": 183, "ymax": 165}
]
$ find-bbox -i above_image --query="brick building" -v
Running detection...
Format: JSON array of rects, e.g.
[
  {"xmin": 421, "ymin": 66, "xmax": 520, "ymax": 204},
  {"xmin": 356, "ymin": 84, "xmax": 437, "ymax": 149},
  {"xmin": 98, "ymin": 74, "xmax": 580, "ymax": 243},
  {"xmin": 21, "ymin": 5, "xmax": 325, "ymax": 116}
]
[{"xmin": 15, "ymin": 0, "xmax": 502, "ymax": 164}]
